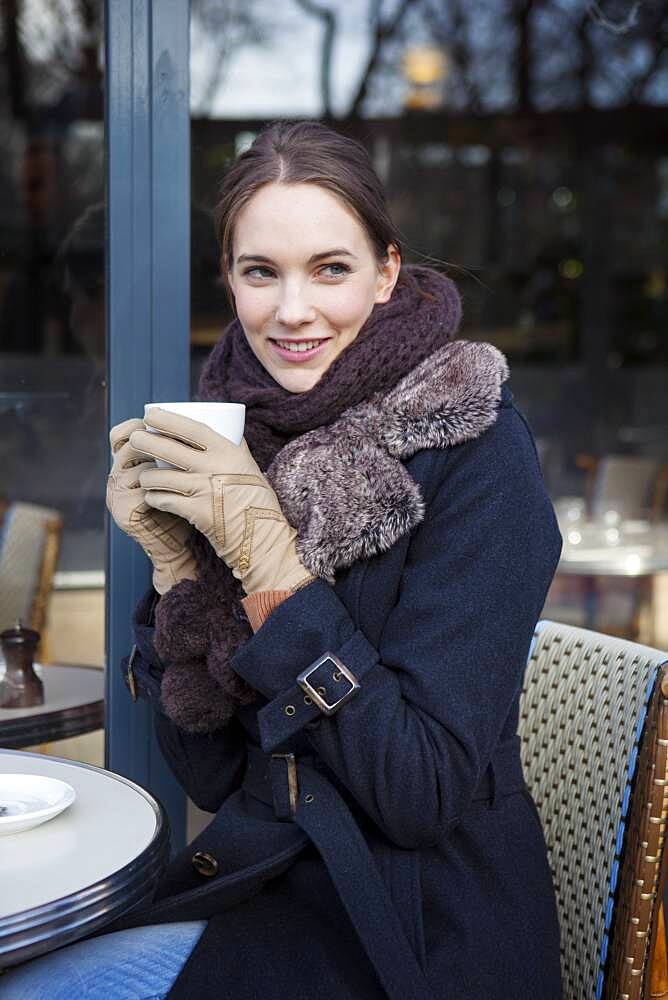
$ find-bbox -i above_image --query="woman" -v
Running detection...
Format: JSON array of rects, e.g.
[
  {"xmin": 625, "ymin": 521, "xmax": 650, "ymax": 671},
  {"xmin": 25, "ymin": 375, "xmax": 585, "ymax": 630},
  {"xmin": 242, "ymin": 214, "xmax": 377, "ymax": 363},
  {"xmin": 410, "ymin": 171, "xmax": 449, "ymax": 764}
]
[{"xmin": 1, "ymin": 121, "xmax": 563, "ymax": 1000}]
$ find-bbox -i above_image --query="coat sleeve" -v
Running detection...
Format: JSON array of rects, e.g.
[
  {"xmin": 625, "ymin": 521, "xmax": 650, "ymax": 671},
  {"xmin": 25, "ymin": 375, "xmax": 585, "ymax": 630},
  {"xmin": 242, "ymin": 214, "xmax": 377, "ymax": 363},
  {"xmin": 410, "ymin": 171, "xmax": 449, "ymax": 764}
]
[
  {"xmin": 121, "ymin": 587, "xmax": 247, "ymax": 814},
  {"xmin": 230, "ymin": 406, "xmax": 563, "ymax": 849}
]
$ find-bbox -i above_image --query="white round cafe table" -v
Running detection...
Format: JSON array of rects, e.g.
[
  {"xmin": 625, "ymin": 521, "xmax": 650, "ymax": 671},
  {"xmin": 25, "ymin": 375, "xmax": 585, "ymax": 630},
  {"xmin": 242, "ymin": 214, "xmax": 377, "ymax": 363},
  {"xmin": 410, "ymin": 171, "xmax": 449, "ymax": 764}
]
[
  {"xmin": 0, "ymin": 749, "xmax": 169, "ymax": 969},
  {"xmin": 0, "ymin": 664, "xmax": 104, "ymax": 750},
  {"xmin": 556, "ymin": 522, "xmax": 668, "ymax": 642},
  {"xmin": 558, "ymin": 524, "xmax": 668, "ymax": 577}
]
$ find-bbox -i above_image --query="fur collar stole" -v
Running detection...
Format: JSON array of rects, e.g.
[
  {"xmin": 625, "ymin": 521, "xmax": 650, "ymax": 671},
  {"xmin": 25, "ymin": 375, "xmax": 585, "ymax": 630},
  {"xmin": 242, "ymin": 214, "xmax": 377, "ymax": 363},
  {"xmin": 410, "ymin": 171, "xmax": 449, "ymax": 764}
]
[{"xmin": 269, "ymin": 338, "xmax": 509, "ymax": 584}]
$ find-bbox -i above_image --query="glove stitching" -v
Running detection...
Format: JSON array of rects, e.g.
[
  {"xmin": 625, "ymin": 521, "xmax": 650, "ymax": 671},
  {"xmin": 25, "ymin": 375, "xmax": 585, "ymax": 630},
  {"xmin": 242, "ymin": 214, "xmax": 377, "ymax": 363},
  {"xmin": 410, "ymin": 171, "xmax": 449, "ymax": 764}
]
[
  {"xmin": 239, "ymin": 507, "xmax": 284, "ymax": 573},
  {"xmin": 213, "ymin": 476, "xmax": 225, "ymax": 550}
]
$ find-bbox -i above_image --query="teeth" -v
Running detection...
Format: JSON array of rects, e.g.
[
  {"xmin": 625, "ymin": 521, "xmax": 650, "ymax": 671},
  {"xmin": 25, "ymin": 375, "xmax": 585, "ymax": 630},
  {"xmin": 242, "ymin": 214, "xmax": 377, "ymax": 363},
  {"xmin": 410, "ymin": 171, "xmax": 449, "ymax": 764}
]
[{"xmin": 275, "ymin": 340, "xmax": 323, "ymax": 353}]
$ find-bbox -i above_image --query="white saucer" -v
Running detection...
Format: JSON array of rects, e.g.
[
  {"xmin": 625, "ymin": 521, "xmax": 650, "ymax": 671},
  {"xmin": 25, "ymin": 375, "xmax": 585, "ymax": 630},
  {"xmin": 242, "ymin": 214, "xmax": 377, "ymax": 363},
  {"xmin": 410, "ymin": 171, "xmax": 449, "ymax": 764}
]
[{"xmin": 0, "ymin": 774, "xmax": 76, "ymax": 836}]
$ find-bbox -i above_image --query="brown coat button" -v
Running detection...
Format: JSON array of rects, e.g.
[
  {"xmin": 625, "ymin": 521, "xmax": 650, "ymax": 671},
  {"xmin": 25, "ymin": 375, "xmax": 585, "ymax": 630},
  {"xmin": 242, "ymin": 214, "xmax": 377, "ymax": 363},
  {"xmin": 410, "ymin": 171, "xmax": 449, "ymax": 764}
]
[{"xmin": 191, "ymin": 851, "xmax": 219, "ymax": 877}]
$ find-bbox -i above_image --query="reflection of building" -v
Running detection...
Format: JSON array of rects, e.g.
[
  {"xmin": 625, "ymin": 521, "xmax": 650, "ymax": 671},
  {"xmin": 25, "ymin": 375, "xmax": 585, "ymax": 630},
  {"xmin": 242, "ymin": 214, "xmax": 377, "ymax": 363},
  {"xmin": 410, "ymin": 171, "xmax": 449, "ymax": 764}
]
[
  {"xmin": 2, "ymin": 2, "xmax": 667, "ymax": 580},
  {"xmin": 0, "ymin": 1, "xmax": 106, "ymax": 582},
  {"xmin": 188, "ymin": 106, "xmax": 668, "ymax": 502}
]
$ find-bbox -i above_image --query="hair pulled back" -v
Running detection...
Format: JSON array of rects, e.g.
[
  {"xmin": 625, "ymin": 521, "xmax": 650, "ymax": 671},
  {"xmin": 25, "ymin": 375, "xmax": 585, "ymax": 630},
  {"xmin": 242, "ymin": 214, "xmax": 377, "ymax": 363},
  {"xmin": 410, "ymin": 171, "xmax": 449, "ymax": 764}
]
[{"xmin": 214, "ymin": 120, "xmax": 402, "ymax": 298}]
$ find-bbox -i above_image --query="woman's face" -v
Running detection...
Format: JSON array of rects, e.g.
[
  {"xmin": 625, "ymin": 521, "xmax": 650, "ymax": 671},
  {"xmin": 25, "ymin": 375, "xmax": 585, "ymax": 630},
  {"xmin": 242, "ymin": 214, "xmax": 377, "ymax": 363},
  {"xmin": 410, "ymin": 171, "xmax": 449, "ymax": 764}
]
[{"xmin": 227, "ymin": 182, "xmax": 401, "ymax": 393}]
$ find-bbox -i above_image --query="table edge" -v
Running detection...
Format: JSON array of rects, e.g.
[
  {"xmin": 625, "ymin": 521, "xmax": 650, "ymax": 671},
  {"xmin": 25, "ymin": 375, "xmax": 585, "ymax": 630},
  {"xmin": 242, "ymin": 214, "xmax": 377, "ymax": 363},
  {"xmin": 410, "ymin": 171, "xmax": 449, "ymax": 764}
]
[
  {"xmin": 0, "ymin": 749, "xmax": 170, "ymax": 967},
  {"xmin": 0, "ymin": 701, "xmax": 105, "ymax": 749}
]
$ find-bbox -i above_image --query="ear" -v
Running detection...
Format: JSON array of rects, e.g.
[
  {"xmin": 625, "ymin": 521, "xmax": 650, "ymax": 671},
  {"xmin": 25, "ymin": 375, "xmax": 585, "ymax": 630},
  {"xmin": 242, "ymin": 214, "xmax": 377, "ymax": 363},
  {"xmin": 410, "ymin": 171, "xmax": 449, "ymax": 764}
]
[{"xmin": 374, "ymin": 245, "xmax": 401, "ymax": 304}]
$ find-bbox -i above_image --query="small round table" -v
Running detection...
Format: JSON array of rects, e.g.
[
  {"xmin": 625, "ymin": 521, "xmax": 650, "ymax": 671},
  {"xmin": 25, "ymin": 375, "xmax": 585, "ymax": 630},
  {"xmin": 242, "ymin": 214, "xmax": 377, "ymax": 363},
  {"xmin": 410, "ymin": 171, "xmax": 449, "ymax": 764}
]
[
  {"xmin": 0, "ymin": 749, "xmax": 169, "ymax": 969},
  {"xmin": 0, "ymin": 664, "xmax": 104, "ymax": 749},
  {"xmin": 556, "ymin": 522, "xmax": 668, "ymax": 643}
]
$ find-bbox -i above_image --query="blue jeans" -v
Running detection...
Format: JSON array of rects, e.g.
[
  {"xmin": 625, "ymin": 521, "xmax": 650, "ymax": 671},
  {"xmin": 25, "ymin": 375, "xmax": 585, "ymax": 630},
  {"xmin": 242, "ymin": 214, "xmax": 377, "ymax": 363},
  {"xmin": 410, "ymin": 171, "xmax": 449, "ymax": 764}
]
[{"xmin": 0, "ymin": 921, "xmax": 207, "ymax": 999}]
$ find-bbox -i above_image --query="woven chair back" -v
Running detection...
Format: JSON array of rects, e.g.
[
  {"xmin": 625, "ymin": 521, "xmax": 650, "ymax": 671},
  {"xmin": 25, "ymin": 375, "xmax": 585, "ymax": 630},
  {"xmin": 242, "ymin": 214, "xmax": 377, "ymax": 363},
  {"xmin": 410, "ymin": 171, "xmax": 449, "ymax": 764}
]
[
  {"xmin": 0, "ymin": 501, "xmax": 62, "ymax": 633},
  {"xmin": 519, "ymin": 620, "xmax": 668, "ymax": 1000}
]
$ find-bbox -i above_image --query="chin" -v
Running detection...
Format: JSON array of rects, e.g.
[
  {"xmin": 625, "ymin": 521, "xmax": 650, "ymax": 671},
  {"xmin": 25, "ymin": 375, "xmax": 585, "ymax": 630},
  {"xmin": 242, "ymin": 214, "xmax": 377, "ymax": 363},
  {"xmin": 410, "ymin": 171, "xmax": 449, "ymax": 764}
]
[{"xmin": 273, "ymin": 367, "xmax": 323, "ymax": 394}]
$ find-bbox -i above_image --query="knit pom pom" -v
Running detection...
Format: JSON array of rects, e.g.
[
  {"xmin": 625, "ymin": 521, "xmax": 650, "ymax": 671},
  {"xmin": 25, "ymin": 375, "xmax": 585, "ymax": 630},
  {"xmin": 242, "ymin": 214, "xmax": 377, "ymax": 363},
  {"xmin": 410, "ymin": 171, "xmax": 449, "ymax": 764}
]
[
  {"xmin": 160, "ymin": 659, "xmax": 237, "ymax": 733},
  {"xmin": 206, "ymin": 637, "xmax": 259, "ymax": 705},
  {"xmin": 151, "ymin": 537, "xmax": 260, "ymax": 729},
  {"xmin": 153, "ymin": 578, "xmax": 209, "ymax": 662},
  {"xmin": 206, "ymin": 612, "xmax": 258, "ymax": 705}
]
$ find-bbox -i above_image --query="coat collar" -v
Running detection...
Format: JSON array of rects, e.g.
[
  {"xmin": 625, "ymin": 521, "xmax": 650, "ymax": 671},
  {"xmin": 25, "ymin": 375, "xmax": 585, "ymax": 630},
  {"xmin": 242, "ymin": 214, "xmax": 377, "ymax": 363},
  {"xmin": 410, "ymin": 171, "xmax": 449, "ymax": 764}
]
[{"xmin": 267, "ymin": 340, "xmax": 510, "ymax": 583}]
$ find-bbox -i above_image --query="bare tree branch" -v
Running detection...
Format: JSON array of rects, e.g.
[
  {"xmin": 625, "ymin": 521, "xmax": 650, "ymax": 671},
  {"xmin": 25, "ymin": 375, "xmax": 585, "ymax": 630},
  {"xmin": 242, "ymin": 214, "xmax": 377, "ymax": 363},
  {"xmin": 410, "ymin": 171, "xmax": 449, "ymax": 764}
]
[
  {"xmin": 190, "ymin": 0, "xmax": 272, "ymax": 116},
  {"xmin": 587, "ymin": 0, "xmax": 642, "ymax": 35},
  {"xmin": 294, "ymin": 0, "xmax": 337, "ymax": 117},
  {"xmin": 2, "ymin": 0, "xmax": 27, "ymax": 118},
  {"xmin": 626, "ymin": 27, "xmax": 668, "ymax": 101},
  {"xmin": 576, "ymin": 9, "xmax": 594, "ymax": 106},
  {"xmin": 78, "ymin": 0, "xmax": 98, "ymax": 34},
  {"xmin": 347, "ymin": 0, "xmax": 420, "ymax": 118},
  {"xmin": 419, "ymin": 0, "xmax": 483, "ymax": 112},
  {"xmin": 514, "ymin": 0, "xmax": 535, "ymax": 112}
]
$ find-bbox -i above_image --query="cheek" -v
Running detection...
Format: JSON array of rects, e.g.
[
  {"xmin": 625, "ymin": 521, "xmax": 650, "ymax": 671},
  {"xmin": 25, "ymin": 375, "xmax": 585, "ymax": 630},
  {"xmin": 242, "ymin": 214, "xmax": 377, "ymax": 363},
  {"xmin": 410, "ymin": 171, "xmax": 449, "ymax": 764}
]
[
  {"xmin": 320, "ymin": 282, "xmax": 376, "ymax": 332},
  {"xmin": 233, "ymin": 288, "xmax": 274, "ymax": 331}
]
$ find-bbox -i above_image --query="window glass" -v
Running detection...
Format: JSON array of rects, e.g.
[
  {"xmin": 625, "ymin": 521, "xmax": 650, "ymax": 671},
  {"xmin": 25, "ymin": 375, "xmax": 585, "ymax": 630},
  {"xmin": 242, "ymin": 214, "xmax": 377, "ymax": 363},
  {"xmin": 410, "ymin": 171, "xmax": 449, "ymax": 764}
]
[
  {"xmin": 0, "ymin": 0, "xmax": 105, "ymax": 759},
  {"xmin": 188, "ymin": 2, "xmax": 668, "ymax": 688},
  {"xmin": 190, "ymin": 0, "xmax": 667, "ymax": 451}
]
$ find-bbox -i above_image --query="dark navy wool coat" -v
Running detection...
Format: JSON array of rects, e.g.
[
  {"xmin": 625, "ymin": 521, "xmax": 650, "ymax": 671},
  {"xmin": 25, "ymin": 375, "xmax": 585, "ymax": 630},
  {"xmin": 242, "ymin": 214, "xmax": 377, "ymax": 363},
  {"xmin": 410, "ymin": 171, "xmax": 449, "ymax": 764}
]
[{"xmin": 107, "ymin": 385, "xmax": 564, "ymax": 999}]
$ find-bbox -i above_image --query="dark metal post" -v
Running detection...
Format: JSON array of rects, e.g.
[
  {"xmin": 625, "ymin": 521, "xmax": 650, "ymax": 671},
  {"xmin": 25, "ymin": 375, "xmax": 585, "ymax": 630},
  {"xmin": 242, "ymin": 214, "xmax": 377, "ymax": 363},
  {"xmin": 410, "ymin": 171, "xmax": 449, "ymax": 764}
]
[{"xmin": 105, "ymin": 0, "xmax": 190, "ymax": 852}]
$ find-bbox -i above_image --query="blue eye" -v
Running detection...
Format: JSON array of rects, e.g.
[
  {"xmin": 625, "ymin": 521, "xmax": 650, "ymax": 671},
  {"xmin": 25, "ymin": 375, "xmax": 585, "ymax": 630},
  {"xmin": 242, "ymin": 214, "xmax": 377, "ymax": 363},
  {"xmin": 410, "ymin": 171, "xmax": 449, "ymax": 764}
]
[
  {"xmin": 243, "ymin": 266, "xmax": 274, "ymax": 279},
  {"xmin": 320, "ymin": 263, "xmax": 351, "ymax": 278}
]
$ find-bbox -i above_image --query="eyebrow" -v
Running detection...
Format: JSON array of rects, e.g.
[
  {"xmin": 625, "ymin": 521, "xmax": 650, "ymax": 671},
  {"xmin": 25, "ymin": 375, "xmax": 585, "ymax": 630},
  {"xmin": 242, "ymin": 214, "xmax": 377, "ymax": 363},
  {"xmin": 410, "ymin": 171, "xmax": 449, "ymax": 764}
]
[{"xmin": 236, "ymin": 248, "xmax": 357, "ymax": 266}]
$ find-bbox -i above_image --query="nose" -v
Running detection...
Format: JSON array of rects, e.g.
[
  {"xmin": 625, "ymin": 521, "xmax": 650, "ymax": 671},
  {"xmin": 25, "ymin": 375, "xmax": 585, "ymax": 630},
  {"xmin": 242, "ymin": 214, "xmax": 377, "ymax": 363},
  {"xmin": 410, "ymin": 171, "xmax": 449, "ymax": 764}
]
[{"xmin": 274, "ymin": 279, "xmax": 316, "ymax": 328}]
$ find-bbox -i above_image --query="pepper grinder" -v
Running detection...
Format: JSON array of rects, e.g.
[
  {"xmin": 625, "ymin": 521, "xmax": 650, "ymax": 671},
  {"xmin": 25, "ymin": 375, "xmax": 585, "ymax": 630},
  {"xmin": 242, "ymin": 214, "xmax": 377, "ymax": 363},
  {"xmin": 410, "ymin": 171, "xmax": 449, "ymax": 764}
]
[{"xmin": 0, "ymin": 620, "xmax": 44, "ymax": 708}]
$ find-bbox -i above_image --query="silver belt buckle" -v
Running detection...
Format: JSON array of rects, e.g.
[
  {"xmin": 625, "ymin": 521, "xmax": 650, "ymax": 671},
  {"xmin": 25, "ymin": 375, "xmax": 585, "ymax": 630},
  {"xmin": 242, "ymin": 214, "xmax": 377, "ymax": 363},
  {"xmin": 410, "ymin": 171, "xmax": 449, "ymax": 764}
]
[{"xmin": 297, "ymin": 652, "xmax": 360, "ymax": 716}]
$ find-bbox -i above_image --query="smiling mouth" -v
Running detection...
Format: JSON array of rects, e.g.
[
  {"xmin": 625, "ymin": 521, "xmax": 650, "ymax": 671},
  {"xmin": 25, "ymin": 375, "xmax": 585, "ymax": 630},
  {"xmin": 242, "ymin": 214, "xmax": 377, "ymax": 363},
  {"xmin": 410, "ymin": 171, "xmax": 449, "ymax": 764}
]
[{"xmin": 269, "ymin": 338, "xmax": 331, "ymax": 361}]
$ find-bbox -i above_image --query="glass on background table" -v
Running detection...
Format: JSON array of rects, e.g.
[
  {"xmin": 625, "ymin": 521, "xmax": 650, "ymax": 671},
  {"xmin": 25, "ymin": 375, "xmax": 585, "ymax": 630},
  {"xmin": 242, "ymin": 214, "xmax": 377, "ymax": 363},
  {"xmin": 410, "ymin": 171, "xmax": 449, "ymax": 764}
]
[
  {"xmin": 549, "ymin": 498, "xmax": 668, "ymax": 644},
  {"xmin": 0, "ymin": 749, "xmax": 169, "ymax": 970}
]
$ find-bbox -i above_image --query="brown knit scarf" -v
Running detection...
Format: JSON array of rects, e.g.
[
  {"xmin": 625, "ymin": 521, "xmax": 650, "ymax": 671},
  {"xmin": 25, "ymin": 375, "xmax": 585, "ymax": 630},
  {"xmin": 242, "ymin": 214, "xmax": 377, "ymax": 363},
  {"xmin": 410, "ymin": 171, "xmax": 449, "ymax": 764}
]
[{"xmin": 153, "ymin": 265, "xmax": 463, "ymax": 732}]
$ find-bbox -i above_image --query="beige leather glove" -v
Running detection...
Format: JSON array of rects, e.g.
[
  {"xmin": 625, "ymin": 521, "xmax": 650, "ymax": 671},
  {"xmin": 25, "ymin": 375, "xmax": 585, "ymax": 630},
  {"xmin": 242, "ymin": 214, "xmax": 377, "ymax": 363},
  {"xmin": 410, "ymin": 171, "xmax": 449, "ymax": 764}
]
[
  {"xmin": 107, "ymin": 417, "xmax": 198, "ymax": 595},
  {"xmin": 129, "ymin": 408, "xmax": 315, "ymax": 597}
]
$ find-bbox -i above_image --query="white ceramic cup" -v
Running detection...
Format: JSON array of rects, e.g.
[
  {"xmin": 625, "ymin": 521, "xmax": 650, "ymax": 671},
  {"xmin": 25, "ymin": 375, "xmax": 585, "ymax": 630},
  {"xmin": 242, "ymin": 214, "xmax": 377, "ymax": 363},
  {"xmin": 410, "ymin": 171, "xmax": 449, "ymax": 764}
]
[{"xmin": 143, "ymin": 402, "xmax": 246, "ymax": 470}]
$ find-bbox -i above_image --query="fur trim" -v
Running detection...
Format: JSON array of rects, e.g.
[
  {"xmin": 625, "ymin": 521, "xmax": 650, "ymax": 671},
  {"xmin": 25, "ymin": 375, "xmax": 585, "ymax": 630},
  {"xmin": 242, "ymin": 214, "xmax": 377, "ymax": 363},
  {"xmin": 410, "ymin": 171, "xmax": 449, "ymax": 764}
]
[{"xmin": 267, "ymin": 340, "xmax": 508, "ymax": 584}]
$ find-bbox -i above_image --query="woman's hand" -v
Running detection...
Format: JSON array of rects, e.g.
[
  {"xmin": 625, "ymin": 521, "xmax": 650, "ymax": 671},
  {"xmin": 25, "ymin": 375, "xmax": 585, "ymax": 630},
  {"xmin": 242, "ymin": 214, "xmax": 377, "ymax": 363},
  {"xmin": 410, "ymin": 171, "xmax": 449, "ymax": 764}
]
[
  {"xmin": 129, "ymin": 408, "xmax": 315, "ymax": 596},
  {"xmin": 106, "ymin": 417, "xmax": 198, "ymax": 595}
]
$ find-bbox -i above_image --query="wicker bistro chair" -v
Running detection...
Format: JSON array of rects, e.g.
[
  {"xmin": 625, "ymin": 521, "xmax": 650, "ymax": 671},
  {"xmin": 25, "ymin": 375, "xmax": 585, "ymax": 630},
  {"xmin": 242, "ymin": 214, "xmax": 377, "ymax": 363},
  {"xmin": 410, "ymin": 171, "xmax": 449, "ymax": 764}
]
[
  {"xmin": 574, "ymin": 454, "xmax": 668, "ymax": 523},
  {"xmin": 0, "ymin": 501, "xmax": 63, "ymax": 656},
  {"xmin": 519, "ymin": 621, "xmax": 668, "ymax": 1000}
]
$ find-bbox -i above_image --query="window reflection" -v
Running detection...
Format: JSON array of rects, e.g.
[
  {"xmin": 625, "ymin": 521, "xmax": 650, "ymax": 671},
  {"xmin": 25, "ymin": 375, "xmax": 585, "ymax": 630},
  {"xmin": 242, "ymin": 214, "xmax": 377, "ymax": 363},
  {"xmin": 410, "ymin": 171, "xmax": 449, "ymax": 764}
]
[
  {"xmin": 0, "ymin": 0, "xmax": 105, "ymax": 690},
  {"xmin": 190, "ymin": 0, "xmax": 668, "ymax": 648}
]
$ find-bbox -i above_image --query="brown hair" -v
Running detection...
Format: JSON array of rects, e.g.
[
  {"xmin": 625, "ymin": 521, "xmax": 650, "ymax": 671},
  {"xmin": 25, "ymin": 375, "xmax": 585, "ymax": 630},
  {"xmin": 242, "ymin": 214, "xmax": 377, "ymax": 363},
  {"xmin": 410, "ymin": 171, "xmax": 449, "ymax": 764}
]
[{"xmin": 213, "ymin": 120, "xmax": 402, "ymax": 300}]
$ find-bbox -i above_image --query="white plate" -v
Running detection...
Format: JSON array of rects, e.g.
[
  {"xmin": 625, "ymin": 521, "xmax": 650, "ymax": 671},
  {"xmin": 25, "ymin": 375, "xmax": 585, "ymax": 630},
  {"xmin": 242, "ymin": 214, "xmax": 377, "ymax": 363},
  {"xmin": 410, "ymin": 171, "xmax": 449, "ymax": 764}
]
[{"xmin": 0, "ymin": 774, "xmax": 76, "ymax": 836}]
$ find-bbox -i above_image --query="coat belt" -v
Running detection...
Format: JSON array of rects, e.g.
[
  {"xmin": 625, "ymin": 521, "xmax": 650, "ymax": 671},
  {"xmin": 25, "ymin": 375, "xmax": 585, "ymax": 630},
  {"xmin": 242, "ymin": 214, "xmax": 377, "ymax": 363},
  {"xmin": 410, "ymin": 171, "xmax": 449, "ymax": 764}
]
[{"xmin": 242, "ymin": 740, "xmax": 527, "ymax": 1000}]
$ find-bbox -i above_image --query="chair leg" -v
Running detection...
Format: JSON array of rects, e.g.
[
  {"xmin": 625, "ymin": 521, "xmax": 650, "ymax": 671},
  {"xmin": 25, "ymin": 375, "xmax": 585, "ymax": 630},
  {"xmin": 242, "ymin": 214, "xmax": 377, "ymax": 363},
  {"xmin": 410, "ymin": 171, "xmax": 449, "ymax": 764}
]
[
  {"xmin": 583, "ymin": 574, "xmax": 599, "ymax": 630},
  {"xmin": 650, "ymin": 900, "xmax": 668, "ymax": 998}
]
